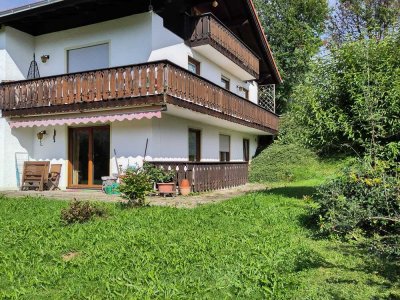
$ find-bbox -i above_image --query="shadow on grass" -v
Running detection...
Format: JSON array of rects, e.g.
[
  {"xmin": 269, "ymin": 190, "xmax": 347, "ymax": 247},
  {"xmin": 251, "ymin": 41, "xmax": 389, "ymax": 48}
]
[{"xmin": 264, "ymin": 185, "xmax": 318, "ymax": 199}]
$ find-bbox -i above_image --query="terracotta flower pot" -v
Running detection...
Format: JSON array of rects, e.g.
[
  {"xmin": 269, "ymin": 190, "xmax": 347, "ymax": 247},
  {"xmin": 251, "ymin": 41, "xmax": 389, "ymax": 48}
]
[
  {"xmin": 157, "ymin": 182, "xmax": 176, "ymax": 194},
  {"xmin": 179, "ymin": 179, "xmax": 191, "ymax": 196}
]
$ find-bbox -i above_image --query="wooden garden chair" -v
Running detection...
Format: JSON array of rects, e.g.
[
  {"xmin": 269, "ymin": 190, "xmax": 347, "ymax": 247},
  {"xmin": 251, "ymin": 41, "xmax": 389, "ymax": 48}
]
[
  {"xmin": 46, "ymin": 164, "xmax": 62, "ymax": 191},
  {"xmin": 21, "ymin": 161, "xmax": 50, "ymax": 191}
]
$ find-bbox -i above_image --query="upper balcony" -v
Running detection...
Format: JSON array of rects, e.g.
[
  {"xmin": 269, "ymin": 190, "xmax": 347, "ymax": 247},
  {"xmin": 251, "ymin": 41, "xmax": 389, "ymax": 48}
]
[
  {"xmin": 185, "ymin": 13, "xmax": 260, "ymax": 81},
  {"xmin": 0, "ymin": 60, "xmax": 278, "ymax": 134}
]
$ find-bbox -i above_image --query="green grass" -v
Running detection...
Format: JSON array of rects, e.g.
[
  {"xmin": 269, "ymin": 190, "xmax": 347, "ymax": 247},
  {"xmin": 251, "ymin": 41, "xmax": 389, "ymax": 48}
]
[{"xmin": 1, "ymin": 181, "xmax": 399, "ymax": 299}]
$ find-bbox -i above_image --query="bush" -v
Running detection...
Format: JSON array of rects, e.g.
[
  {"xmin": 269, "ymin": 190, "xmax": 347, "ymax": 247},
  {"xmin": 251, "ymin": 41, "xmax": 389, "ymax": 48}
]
[
  {"xmin": 118, "ymin": 170, "xmax": 153, "ymax": 207},
  {"xmin": 142, "ymin": 162, "xmax": 176, "ymax": 184},
  {"xmin": 61, "ymin": 200, "xmax": 106, "ymax": 224},
  {"xmin": 314, "ymin": 160, "xmax": 400, "ymax": 256},
  {"xmin": 249, "ymin": 143, "xmax": 320, "ymax": 182}
]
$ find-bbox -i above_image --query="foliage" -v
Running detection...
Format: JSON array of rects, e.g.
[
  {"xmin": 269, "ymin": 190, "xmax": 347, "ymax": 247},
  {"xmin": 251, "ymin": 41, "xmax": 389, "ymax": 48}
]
[
  {"xmin": 254, "ymin": 0, "xmax": 328, "ymax": 112},
  {"xmin": 60, "ymin": 200, "xmax": 106, "ymax": 224},
  {"xmin": 142, "ymin": 162, "xmax": 176, "ymax": 184},
  {"xmin": 118, "ymin": 170, "xmax": 153, "ymax": 207},
  {"xmin": 249, "ymin": 143, "xmax": 322, "ymax": 182},
  {"xmin": 314, "ymin": 160, "xmax": 400, "ymax": 257},
  {"xmin": 288, "ymin": 33, "xmax": 400, "ymax": 156},
  {"xmin": 0, "ymin": 188, "xmax": 398, "ymax": 299},
  {"xmin": 329, "ymin": 0, "xmax": 400, "ymax": 45}
]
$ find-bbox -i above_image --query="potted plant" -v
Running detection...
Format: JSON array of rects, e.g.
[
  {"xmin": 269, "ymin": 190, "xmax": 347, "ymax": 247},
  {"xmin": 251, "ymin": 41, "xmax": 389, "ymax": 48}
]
[
  {"xmin": 156, "ymin": 169, "xmax": 176, "ymax": 194},
  {"xmin": 142, "ymin": 162, "xmax": 176, "ymax": 194}
]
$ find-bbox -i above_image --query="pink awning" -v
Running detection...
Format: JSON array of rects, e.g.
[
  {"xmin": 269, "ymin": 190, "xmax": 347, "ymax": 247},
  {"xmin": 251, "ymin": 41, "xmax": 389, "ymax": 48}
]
[{"xmin": 9, "ymin": 111, "xmax": 162, "ymax": 128}]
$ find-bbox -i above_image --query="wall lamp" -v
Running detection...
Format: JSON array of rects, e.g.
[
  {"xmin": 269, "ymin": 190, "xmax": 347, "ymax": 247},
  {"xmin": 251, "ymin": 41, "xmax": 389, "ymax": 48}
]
[
  {"xmin": 41, "ymin": 55, "xmax": 50, "ymax": 63},
  {"xmin": 212, "ymin": 0, "xmax": 218, "ymax": 7},
  {"xmin": 37, "ymin": 130, "xmax": 47, "ymax": 146}
]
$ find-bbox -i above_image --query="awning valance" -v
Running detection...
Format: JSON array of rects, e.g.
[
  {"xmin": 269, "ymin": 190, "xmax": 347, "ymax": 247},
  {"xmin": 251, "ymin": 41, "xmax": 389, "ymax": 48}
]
[{"xmin": 9, "ymin": 110, "xmax": 162, "ymax": 128}]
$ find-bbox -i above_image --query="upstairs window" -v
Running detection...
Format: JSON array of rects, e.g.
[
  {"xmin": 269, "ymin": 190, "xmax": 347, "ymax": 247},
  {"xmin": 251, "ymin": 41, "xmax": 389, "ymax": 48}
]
[
  {"xmin": 221, "ymin": 75, "xmax": 230, "ymax": 90},
  {"xmin": 188, "ymin": 57, "xmax": 200, "ymax": 75},
  {"xmin": 189, "ymin": 129, "xmax": 201, "ymax": 161},
  {"xmin": 67, "ymin": 43, "xmax": 109, "ymax": 73},
  {"xmin": 243, "ymin": 88, "xmax": 249, "ymax": 100},
  {"xmin": 219, "ymin": 134, "xmax": 230, "ymax": 162}
]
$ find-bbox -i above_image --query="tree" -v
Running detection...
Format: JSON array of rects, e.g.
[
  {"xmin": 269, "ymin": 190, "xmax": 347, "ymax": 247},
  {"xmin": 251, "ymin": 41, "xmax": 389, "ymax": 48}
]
[
  {"xmin": 287, "ymin": 32, "xmax": 400, "ymax": 157},
  {"xmin": 254, "ymin": 0, "xmax": 328, "ymax": 113},
  {"xmin": 329, "ymin": 0, "xmax": 400, "ymax": 44}
]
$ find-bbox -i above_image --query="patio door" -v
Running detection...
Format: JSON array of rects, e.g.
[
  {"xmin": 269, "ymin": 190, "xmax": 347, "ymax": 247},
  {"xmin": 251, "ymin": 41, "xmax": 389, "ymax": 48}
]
[{"xmin": 68, "ymin": 126, "xmax": 110, "ymax": 188}]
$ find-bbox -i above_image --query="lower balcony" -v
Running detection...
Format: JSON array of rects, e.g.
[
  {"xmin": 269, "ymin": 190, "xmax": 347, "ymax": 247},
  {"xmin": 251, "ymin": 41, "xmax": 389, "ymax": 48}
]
[{"xmin": 0, "ymin": 60, "xmax": 278, "ymax": 133}]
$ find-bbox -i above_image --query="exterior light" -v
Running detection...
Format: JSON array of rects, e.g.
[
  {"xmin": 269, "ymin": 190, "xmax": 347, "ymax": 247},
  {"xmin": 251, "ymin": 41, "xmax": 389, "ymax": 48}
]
[
  {"xmin": 37, "ymin": 130, "xmax": 47, "ymax": 146},
  {"xmin": 212, "ymin": 0, "xmax": 218, "ymax": 7},
  {"xmin": 41, "ymin": 55, "xmax": 50, "ymax": 63}
]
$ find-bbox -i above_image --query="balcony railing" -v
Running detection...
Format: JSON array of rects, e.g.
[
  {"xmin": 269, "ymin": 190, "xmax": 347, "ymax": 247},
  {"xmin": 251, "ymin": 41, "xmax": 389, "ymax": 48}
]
[
  {"xmin": 151, "ymin": 161, "xmax": 248, "ymax": 192},
  {"xmin": 0, "ymin": 60, "xmax": 278, "ymax": 132},
  {"xmin": 186, "ymin": 13, "xmax": 260, "ymax": 78}
]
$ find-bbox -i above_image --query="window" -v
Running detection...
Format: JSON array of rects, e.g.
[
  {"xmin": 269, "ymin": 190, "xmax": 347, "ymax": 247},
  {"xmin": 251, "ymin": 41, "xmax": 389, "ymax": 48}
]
[
  {"xmin": 67, "ymin": 43, "xmax": 109, "ymax": 73},
  {"xmin": 243, "ymin": 139, "xmax": 250, "ymax": 161},
  {"xmin": 219, "ymin": 134, "xmax": 230, "ymax": 162},
  {"xmin": 188, "ymin": 57, "xmax": 200, "ymax": 75},
  {"xmin": 243, "ymin": 88, "xmax": 249, "ymax": 100},
  {"xmin": 189, "ymin": 129, "xmax": 201, "ymax": 161},
  {"xmin": 221, "ymin": 75, "xmax": 230, "ymax": 90}
]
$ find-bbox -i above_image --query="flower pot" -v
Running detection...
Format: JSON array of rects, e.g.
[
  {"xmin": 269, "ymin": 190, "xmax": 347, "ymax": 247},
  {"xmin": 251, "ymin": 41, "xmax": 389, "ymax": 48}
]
[
  {"xmin": 179, "ymin": 179, "xmax": 191, "ymax": 196},
  {"xmin": 157, "ymin": 182, "xmax": 176, "ymax": 194}
]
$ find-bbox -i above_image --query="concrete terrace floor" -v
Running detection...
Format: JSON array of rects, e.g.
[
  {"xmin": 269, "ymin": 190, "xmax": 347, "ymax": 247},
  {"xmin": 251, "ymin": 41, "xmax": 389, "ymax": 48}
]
[{"xmin": 1, "ymin": 183, "xmax": 267, "ymax": 208}]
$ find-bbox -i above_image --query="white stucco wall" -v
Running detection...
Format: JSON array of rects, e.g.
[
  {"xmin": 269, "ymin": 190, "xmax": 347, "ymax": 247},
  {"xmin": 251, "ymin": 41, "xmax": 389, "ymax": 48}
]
[{"xmin": 0, "ymin": 112, "xmax": 257, "ymax": 190}]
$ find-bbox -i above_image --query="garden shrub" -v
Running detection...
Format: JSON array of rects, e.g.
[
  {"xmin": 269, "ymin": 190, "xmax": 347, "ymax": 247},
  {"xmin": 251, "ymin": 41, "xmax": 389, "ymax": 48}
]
[
  {"xmin": 249, "ymin": 143, "xmax": 320, "ymax": 182},
  {"xmin": 118, "ymin": 169, "xmax": 153, "ymax": 207},
  {"xmin": 61, "ymin": 200, "xmax": 106, "ymax": 224},
  {"xmin": 314, "ymin": 160, "xmax": 400, "ymax": 256}
]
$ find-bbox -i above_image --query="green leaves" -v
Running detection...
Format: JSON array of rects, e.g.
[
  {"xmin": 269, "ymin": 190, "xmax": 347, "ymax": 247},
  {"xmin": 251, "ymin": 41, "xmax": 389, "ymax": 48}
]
[{"xmin": 255, "ymin": 0, "xmax": 328, "ymax": 112}]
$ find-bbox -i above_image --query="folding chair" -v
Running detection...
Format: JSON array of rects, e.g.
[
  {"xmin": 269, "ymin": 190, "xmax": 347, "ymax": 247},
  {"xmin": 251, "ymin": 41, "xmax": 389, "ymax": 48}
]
[
  {"xmin": 46, "ymin": 164, "xmax": 62, "ymax": 191},
  {"xmin": 21, "ymin": 161, "xmax": 50, "ymax": 191}
]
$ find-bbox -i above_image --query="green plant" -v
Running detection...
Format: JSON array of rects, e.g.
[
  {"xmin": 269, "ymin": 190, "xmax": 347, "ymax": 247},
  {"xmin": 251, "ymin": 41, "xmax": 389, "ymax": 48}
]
[
  {"xmin": 314, "ymin": 160, "xmax": 400, "ymax": 256},
  {"xmin": 61, "ymin": 200, "xmax": 106, "ymax": 224},
  {"xmin": 142, "ymin": 162, "xmax": 175, "ymax": 183},
  {"xmin": 118, "ymin": 170, "xmax": 153, "ymax": 207},
  {"xmin": 249, "ymin": 143, "xmax": 321, "ymax": 182}
]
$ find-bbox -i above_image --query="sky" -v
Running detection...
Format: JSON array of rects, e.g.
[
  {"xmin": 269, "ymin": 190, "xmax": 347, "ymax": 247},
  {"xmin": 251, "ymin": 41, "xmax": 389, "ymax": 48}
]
[{"xmin": 0, "ymin": 0, "xmax": 43, "ymax": 12}]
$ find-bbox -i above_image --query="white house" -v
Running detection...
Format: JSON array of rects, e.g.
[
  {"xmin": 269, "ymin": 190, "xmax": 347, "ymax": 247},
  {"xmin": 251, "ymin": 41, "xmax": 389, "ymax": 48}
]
[{"xmin": 0, "ymin": 0, "xmax": 281, "ymax": 191}]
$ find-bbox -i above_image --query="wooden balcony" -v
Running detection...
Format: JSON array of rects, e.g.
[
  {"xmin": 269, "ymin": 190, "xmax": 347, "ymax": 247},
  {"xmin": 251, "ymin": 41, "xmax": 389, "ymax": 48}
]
[
  {"xmin": 186, "ymin": 13, "xmax": 260, "ymax": 79},
  {"xmin": 0, "ymin": 61, "xmax": 278, "ymax": 133}
]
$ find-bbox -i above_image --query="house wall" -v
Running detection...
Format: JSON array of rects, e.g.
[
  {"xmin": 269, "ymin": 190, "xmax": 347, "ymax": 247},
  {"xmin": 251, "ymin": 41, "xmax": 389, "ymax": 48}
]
[{"xmin": 0, "ymin": 113, "xmax": 257, "ymax": 190}]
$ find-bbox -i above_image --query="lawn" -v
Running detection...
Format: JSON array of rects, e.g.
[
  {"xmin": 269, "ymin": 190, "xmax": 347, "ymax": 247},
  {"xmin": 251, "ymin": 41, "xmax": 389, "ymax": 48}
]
[{"xmin": 0, "ymin": 180, "xmax": 399, "ymax": 299}]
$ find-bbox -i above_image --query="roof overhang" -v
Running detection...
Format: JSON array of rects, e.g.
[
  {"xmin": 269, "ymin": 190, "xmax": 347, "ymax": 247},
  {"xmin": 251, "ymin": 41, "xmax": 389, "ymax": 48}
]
[{"xmin": 0, "ymin": 0, "xmax": 281, "ymax": 84}]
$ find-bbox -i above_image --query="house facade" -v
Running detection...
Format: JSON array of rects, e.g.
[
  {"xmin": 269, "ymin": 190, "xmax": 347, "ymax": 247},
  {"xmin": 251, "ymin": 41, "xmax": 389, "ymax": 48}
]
[{"xmin": 0, "ymin": 0, "xmax": 281, "ymax": 191}]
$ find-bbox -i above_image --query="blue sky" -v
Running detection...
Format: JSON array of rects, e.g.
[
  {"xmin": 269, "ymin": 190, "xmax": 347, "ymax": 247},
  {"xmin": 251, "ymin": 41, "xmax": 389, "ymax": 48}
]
[{"xmin": 0, "ymin": 0, "xmax": 42, "ymax": 12}]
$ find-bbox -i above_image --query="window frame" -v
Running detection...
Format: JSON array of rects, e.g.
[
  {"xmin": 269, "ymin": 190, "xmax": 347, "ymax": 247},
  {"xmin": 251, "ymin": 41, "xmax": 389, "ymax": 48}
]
[
  {"xmin": 219, "ymin": 134, "xmax": 231, "ymax": 162},
  {"xmin": 243, "ymin": 139, "xmax": 250, "ymax": 162},
  {"xmin": 188, "ymin": 57, "xmax": 201, "ymax": 75},
  {"xmin": 188, "ymin": 128, "xmax": 201, "ymax": 162},
  {"xmin": 221, "ymin": 75, "xmax": 230, "ymax": 90}
]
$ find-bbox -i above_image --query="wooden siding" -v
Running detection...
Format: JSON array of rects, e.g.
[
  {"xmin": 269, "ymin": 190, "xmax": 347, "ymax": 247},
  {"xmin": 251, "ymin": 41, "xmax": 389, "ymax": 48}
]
[
  {"xmin": 0, "ymin": 60, "xmax": 278, "ymax": 133},
  {"xmin": 151, "ymin": 161, "xmax": 248, "ymax": 193},
  {"xmin": 186, "ymin": 13, "xmax": 260, "ymax": 78}
]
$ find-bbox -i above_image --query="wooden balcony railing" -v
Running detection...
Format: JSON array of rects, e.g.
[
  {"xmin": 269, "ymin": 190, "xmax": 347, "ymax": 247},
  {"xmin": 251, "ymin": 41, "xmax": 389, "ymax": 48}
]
[
  {"xmin": 150, "ymin": 161, "xmax": 248, "ymax": 192},
  {"xmin": 186, "ymin": 13, "xmax": 260, "ymax": 78},
  {"xmin": 0, "ymin": 60, "xmax": 278, "ymax": 132}
]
